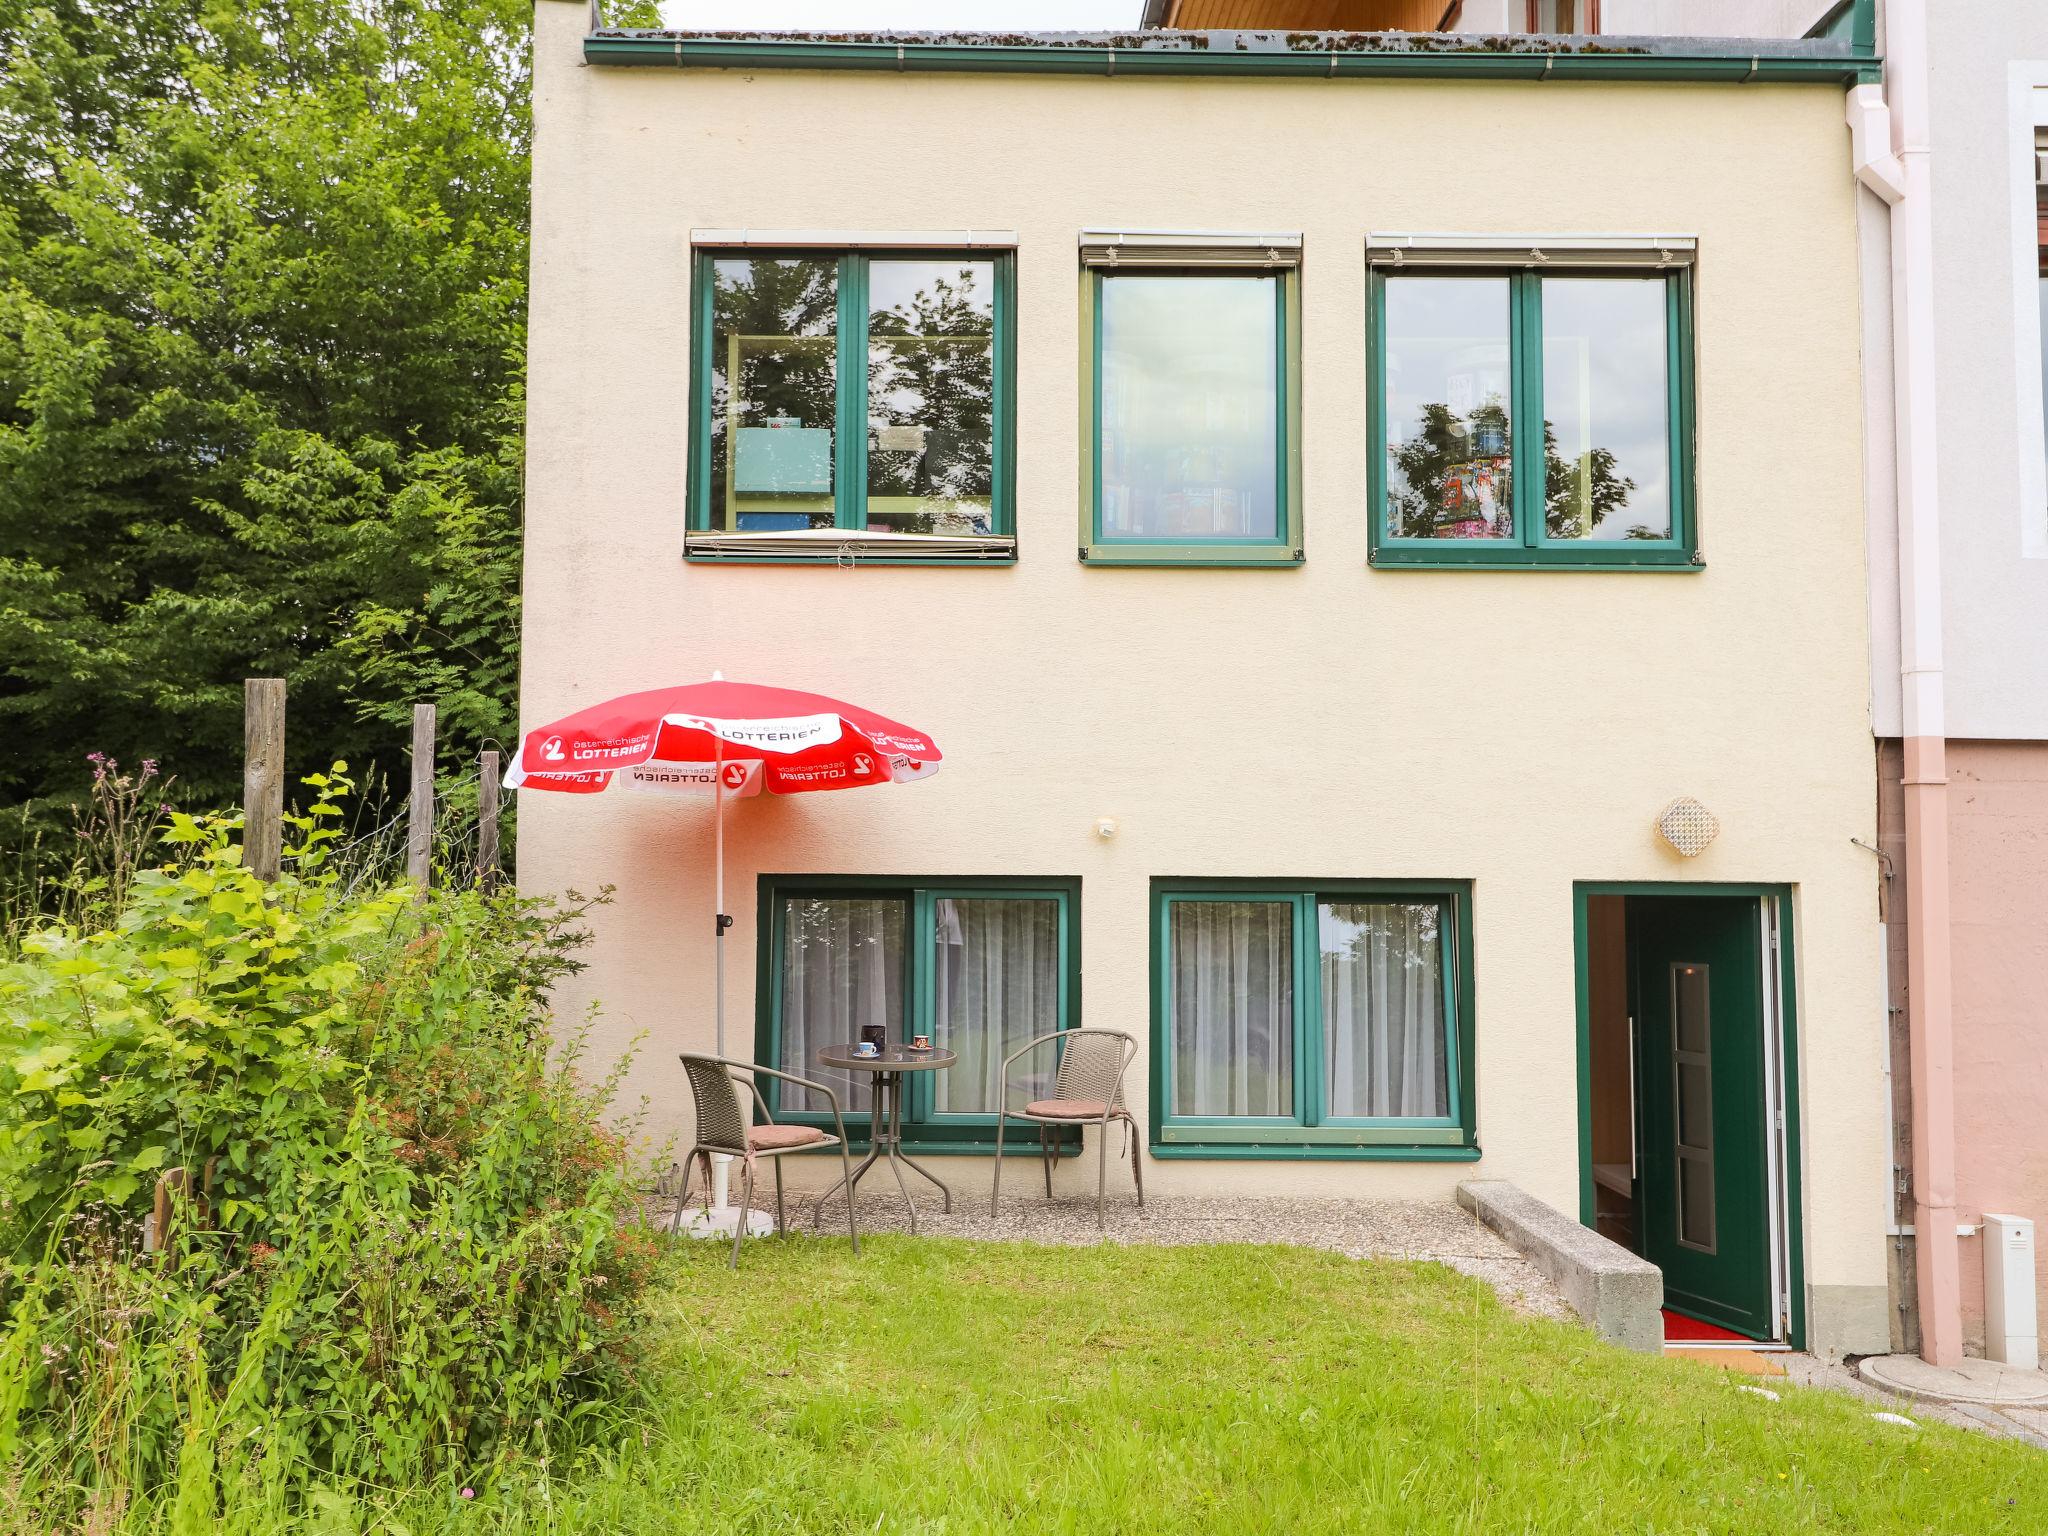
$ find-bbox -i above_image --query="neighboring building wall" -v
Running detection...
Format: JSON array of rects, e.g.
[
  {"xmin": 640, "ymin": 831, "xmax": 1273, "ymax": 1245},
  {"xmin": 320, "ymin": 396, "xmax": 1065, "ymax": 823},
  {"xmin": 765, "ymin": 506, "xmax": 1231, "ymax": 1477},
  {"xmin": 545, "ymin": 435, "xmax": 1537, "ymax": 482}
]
[
  {"xmin": 1869, "ymin": 4, "xmax": 2048, "ymax": 740},
  {"xmin": 1880, "ymin": 739, "xmax": 2048, "ymax": 1354},
  {"xmin": 1865, "ymin": 4, "xmax": 2048, "ymax": 1357},
  {"xmin": 523, "ymin": 0, "xmax": 1887, "ymax": 1351}
]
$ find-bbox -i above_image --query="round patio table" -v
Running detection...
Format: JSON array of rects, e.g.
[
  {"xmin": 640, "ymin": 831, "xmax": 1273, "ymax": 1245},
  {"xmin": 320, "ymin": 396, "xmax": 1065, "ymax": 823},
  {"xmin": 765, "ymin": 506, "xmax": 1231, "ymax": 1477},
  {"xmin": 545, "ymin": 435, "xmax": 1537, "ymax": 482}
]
[{"xmin": 813, "ymin": 1045, "xmax": 957, "ymax": 1233}]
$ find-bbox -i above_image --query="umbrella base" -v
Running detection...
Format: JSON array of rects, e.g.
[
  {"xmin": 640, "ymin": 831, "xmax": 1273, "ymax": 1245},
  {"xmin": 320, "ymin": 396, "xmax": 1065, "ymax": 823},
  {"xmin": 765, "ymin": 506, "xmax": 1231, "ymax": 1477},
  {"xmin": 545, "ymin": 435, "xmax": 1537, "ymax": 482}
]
[{"xmin": 673, "ymin": 1204, "xmax": 778, "ymax": 1240}]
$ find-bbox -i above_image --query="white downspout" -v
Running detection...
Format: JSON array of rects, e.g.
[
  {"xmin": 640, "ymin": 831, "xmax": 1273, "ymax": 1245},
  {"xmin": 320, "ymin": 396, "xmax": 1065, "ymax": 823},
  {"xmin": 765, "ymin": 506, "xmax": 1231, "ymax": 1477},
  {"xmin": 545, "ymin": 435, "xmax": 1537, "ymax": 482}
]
[
  {"xmin": 1850, "ymin": 0, "xmax": 1962, "ymax": 1367},
  {"xmin": 1848, "ymin": 83, "xmax": 1907, "ymax": 205}
]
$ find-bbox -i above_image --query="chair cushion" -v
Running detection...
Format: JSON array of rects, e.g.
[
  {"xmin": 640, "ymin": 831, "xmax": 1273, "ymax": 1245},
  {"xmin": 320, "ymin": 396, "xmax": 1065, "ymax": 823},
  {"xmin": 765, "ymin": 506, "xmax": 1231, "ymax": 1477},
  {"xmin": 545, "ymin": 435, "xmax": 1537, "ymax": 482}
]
[
  {"xmin": 1025, "ymin": 1098, "xmax": 1111, "ymax": 1120},
  {"xmin": 747, "ymin": 1123, "xmax": 829, "ymax": 1150}
]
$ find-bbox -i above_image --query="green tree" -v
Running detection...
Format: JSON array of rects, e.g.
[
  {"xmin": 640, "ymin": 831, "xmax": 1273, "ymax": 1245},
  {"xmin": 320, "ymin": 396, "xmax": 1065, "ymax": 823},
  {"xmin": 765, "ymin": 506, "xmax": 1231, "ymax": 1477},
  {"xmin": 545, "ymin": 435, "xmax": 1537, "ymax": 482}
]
[{"xmin": 0, "ymin": 0, "xmax": 541, "ymax": 836}]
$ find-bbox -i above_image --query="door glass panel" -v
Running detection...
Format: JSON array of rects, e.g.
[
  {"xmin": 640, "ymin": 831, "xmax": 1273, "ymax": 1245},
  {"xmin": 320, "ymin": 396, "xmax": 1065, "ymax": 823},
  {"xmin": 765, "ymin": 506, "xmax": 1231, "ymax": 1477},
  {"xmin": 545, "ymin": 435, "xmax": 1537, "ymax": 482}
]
[
  {"xmin": 1670, "ymin": 960, "xmax": 1716, "ymax": 1253},
  {"xmin": 1098, "ymin": 274, "xmax": 1279, "ymax": 543},
  {"xmin": 866, "ymin": 260, "xmax": 996, "ymax": 536},
  {"xmin": 709, "ymin": 257, "xmax": 839, "ymax": 532},
  {"xmin": 1319, "ymin": 900, "xmax": 1449, "ymax": 1118},
  {"xmin": 1383, "ymin": 275, "xmax": 1514, "ymax": 540},
  {"xmin": 1168, "ymin": 900, "xmax": 1294, "ymax": 1117},
  {"xmin": 1673, "ymin": 963, "xmax": 1709, "ymax": 1055},
  {"xmin": 930, "ymin": 896, "xmax": 1060, "ymax": 1114},
  {"xmin": 777, "ymin": 895, "xmax": 905, "ymax": 1112},
  {"xmin": 1542, "ymin": 277, "xmax": 1672, "ymax": 541},
  {"xmin": 1679, "ymin": 1156, "xmax": 1717, "ymax": 1252},
  {"xmin": 1677, "ymin": 1061, "xmax": 1712, "ymax": 1149}
]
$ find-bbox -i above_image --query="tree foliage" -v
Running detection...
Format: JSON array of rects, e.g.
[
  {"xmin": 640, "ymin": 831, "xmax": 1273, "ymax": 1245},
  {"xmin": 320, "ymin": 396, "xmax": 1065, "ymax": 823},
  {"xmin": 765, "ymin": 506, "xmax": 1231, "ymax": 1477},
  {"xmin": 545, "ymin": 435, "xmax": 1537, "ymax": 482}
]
[{"xmin": 0, "ymin": 0, "xmax": 533, "ymax": 829}]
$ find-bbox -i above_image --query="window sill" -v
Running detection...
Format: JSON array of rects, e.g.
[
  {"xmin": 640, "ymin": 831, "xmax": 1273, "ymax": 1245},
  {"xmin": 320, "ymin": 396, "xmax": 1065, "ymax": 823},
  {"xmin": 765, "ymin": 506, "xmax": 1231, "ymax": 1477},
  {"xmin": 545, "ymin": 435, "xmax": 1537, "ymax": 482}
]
[
  {"xmin": 1148, "ymin": 1142, "xmax": 1482, "ymax": 1162},
  {"xmin": 1370, "ymin": 549, "xmax": 1702, "ymax": 572},
  {"xmin": 686, "ymin": 530, "xmax": 1016, "ymax": 565},
  {"xmin": 1080, "ymin": 543, "xmax": 1304, "ymax": 568},
  {"xmin": 797, "ymin": 1139, "xmax": 1082, "ymax": 1158}
]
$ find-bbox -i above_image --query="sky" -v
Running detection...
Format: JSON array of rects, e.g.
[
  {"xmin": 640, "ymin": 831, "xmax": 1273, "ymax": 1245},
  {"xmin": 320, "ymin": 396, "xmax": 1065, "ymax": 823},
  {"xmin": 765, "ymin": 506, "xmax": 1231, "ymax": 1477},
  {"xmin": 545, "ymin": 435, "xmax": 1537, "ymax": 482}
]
[{"xmin": 658, "ymin": 1, "xmax": 1140, "ymax": 29}]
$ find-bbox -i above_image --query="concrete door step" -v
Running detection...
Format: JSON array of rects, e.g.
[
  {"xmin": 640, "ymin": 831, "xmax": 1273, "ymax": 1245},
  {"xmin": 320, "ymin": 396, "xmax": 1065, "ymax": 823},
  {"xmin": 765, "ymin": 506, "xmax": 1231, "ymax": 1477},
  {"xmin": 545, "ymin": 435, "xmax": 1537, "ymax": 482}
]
[{"xmin": 1857, "ymin": 1353, "xmax": 2048, "ymax": 1407}]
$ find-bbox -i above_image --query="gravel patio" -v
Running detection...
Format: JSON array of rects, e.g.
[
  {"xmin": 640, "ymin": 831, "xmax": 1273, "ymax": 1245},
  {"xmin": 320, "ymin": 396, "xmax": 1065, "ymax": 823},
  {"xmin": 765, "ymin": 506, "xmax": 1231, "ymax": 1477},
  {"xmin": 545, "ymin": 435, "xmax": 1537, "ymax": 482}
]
[{"xmin": 706, "ymin": 1186, "xmax": 1575, "ymax": 1323}]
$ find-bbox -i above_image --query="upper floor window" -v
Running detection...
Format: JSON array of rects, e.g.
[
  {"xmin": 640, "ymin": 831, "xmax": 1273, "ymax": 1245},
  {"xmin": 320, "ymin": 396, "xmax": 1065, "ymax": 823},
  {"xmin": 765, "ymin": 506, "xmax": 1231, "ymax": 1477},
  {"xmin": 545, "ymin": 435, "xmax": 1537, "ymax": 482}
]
[
  {"xmin": 687, "ymin": 243, "xmax": 1015, "ymax": 562},
  {"xmin": 1368, "ymin": 235, "xmax": 1697, "ymax": 570},
  {"xmin": 1525, "ymin": 0, "xmax": 1599, "ymax": 32},
  {"xmin": 2035, "ymin": 126, "xmax": 2047, "ymax": 470},
  {"xmin": 1078, "ymin": 231, "xmax": 1304, "ymax": 566}
]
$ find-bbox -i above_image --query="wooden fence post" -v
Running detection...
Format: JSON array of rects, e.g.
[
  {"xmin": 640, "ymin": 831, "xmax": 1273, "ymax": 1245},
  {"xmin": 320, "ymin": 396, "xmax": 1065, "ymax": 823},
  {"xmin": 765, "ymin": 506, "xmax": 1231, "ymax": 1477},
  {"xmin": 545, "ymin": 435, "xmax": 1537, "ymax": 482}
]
[
  {"xmin": 478, "ymin": 750, "xmax": 501, "ymax": 888},
  {"xmin": 408, "ymin": 703, "xmax": 436, "ymax": 889},
  {"xmin": 243, "ymin": 678, "xmax": 285, "ymax": 881}
]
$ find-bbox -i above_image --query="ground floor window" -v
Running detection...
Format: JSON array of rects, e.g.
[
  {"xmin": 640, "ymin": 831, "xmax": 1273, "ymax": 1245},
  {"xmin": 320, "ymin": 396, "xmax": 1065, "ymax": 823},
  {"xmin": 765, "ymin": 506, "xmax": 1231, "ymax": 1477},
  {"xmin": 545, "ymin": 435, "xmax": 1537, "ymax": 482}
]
[
  {"xmin": 1150, "ymin": 880, "xmax": 1476, "ymax": 1157},
  {"xmin": 758, "ymin": 877, "xmax": 1078, "ymax": 1148}
]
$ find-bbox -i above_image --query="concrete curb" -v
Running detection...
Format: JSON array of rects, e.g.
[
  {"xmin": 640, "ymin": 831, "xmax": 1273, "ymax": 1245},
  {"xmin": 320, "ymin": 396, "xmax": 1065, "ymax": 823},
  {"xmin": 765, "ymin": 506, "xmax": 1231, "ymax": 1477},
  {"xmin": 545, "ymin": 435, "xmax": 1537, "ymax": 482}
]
[{"xmin": 1458, "ymin": 1179, "xmax": 1664, "ymax": 1353}]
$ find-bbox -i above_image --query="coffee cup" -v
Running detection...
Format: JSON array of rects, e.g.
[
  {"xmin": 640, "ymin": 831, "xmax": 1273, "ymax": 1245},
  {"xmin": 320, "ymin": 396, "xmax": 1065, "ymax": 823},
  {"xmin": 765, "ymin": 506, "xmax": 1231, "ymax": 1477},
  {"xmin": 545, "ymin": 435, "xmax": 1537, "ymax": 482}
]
[
  {"xmin": 853, "ymin": 1040, "xmax": 879, "ymax": 1058},
  {"xmin": 912, "ymin": 1034, "xmax": 932, "ymax": 1051}
]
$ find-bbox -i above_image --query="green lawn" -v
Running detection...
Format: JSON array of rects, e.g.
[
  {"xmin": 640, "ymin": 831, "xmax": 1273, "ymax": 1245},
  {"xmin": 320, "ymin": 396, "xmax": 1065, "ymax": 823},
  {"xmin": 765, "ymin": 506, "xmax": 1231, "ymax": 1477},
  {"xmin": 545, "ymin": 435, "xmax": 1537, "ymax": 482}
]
[{"xmin": 429, "ymin": 1237, "xmax": 2048, "ymax": 1534}]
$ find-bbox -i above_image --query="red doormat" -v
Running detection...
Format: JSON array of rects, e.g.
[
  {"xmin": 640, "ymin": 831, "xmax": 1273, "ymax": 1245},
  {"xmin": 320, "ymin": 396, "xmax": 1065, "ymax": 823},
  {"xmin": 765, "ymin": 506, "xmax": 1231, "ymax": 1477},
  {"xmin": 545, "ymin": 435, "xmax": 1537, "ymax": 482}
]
[{"xmin": 1662, "ymin": 1309, "xmax": 1755, "ymax": 1345}]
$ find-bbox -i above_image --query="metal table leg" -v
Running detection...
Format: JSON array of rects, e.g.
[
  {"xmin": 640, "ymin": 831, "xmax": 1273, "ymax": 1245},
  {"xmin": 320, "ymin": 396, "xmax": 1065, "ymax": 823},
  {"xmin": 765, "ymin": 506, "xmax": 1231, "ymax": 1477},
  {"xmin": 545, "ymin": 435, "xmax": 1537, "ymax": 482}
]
[
  {"xmin": 812, "ymin": 1075, "xmax": 889, "ymax": 1221},
  {"xmin": 880, "ymin": 1071, "xmax": 952, "ymax": 1220},
  {"xmin": 812, "ymin": 1066, "xmax": 955, "ymax": 1231}
]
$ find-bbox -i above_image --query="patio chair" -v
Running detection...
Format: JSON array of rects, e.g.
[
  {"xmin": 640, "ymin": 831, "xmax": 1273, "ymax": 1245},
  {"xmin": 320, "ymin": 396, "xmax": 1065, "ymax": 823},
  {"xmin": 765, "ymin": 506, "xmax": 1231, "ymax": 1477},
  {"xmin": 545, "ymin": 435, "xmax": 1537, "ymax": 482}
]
[
  {"xmin": 990, "ymin": 1028, "xmax": 1143, "ymax": 1229},
  {"xmin": 674, "ymin": 1054, "xmax": 860, "ymax": 1268}
]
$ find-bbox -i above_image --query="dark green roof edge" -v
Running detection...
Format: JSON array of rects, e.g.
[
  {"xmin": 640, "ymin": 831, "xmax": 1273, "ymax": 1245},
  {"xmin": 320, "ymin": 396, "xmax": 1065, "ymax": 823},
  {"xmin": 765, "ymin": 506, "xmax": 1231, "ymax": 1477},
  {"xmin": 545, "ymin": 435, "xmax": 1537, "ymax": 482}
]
[{"xmin": 582, "ymin": 34, "xmax": 1880, "ymax": 86}]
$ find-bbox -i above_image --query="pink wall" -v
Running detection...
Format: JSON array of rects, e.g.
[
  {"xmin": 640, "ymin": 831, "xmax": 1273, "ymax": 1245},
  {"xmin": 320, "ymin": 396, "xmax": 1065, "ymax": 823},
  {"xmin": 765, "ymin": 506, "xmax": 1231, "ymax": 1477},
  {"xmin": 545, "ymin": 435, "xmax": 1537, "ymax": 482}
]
[
  {"xmin": 1949, "ymin": 741, "xmax": 2048, "ymax": 1351},
  {"xmin": 1887, "ymin": 739, "xmax": 2048, "ymax": 1354}
]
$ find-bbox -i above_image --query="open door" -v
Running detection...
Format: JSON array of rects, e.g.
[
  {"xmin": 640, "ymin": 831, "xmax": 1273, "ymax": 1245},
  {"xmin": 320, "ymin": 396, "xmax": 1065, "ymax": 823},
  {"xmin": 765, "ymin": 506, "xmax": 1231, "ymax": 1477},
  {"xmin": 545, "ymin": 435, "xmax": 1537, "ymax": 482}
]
[{"xmin": 1629, "ymin": 895, "xmax": 1774, "ymax": 1340}]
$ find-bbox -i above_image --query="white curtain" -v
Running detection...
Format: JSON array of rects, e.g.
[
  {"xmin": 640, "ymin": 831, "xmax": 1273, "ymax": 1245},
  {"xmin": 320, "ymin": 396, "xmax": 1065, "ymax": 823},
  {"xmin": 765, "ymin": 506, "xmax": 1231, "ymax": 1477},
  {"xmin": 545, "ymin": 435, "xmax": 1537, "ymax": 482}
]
[
  {"xmin": 1169, "ymin": 901, "xmax": 1294, "ymax": 1117},
  {"xmin": 777, "ymin": 896, "xmax": 905, "ymax": 1113},
  {"xmin": 1320, "ymin": 901, "xmax": 1448, "ymax": 1119},
  {"xmin": 931, "ymin": 897, "xmax": 1061, "ymax": 1114}
]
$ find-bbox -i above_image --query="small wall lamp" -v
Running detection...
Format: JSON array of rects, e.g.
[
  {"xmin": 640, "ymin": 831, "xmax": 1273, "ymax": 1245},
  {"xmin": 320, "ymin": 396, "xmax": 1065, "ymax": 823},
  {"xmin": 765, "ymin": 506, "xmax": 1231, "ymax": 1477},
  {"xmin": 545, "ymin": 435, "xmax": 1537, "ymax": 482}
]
[{"xmin": 1657, "ymin": 796, "xmax": 1720, "ymax": 858}]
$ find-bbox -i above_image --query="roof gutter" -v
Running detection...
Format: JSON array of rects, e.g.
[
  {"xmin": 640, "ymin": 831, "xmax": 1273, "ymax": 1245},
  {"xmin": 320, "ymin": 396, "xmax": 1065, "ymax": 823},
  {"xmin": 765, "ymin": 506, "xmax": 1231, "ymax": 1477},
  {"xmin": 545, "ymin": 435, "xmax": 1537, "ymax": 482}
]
[{"xmin": 583, "ymin": 33, "xmax": 1880, "ymax": 85}]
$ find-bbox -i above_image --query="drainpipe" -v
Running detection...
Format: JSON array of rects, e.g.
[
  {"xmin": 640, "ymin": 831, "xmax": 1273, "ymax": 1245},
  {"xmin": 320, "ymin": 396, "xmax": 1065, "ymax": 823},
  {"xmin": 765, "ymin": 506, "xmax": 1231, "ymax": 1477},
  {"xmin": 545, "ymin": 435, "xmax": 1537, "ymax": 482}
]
[{"xmin": 1849, "ymin": 0, "xmax": 1961, "ymax": 1367}]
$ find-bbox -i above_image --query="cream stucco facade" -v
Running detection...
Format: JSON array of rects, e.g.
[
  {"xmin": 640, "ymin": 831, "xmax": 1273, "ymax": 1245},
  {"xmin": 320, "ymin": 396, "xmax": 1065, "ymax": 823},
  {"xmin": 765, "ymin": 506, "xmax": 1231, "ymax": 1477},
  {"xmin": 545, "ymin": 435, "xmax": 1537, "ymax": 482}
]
[{"xmin": 522, "ymin": 0, "xmax": 1888, "ymax": 1354}]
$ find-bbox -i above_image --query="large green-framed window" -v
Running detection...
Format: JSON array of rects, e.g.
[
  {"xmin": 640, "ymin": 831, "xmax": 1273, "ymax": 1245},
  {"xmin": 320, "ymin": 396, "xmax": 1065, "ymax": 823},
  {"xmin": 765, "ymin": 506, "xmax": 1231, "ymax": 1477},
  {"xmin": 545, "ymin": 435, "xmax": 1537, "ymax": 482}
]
[
  {"xmin": 1078, "ymin": 233, "xmax": 1304, "ymax": 566},
  {"xmin": 1368, "ymin": 251, "xmax": 1697, "ymax": 571},
  {"xmin": 687, "ymin": 248, "xmax": 1016, "ymax": 563},
  {"xmin": 1150, "ymin": 880, "xmax": 1476, "ymax": 1159},
  {"xmin": 756, "ymin": 876, "xmax": 1078, "ymax": 1150}
]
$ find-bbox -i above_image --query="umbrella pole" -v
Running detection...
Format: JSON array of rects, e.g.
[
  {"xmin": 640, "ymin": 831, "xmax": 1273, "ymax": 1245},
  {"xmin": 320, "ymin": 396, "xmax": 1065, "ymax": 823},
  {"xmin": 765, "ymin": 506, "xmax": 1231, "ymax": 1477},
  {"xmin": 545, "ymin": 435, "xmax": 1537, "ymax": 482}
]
[{"xmin": 712, "ymin": 736, "xmax": 732, "ymax": 1211}]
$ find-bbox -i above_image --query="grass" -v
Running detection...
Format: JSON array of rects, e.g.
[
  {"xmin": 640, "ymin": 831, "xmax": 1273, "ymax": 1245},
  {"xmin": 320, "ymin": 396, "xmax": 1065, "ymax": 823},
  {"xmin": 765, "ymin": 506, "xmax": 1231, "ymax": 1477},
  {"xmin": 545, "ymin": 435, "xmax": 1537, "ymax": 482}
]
[{"xmin": 415, "ymin": 1237, "xmax": 2048, "ymax": 1535}]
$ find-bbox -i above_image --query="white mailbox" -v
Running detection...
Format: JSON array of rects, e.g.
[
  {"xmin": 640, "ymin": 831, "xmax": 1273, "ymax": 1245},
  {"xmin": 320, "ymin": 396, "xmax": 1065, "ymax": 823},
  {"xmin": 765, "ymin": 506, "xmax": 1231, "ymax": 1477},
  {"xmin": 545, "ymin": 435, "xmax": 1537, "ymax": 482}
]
[{"xmin": 1983, "ymin": 1213, "xmax": 2038, "ymax": 1371}]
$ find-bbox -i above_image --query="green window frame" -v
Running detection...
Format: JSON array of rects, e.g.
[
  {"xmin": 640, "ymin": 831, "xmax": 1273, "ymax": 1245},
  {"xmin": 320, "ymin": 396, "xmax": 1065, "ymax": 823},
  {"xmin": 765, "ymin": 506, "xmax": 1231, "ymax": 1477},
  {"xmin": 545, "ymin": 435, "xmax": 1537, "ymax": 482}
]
[
  {"xmin": 754, "ymin": 875, "xmax": 1080, "ymax": 1153},
  {"xmin": 1149, "ymin": 879, "xmax": 1478, "ymax": 1160},
  {"xmin": 1077, "ymin": 263, "xmax": 1305, "ymax": 567},
  {"xmin": 686, "ymin": 248, "xmax": 1018, "ymax": 564},
  {"xmin": 1367, "ymin": 264, "xmax": 1698, "ymax": 571}
]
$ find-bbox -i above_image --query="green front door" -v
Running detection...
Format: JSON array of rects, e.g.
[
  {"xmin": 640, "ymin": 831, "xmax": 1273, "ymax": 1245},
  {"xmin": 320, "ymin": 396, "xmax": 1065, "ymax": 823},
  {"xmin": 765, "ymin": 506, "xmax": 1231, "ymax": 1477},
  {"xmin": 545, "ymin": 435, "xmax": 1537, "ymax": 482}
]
[{"xmin": 1629, "ymin": 895, "xmax": 1774, "ymax": 1340}]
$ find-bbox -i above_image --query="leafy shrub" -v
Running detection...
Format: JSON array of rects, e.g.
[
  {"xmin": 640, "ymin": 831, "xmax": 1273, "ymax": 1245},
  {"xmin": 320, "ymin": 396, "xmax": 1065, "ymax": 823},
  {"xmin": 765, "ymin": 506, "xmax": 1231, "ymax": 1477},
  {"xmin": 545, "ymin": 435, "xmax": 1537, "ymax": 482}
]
[{"xmin": 0, "ymin": 771, "xmax": 661, "ymax": 1530}]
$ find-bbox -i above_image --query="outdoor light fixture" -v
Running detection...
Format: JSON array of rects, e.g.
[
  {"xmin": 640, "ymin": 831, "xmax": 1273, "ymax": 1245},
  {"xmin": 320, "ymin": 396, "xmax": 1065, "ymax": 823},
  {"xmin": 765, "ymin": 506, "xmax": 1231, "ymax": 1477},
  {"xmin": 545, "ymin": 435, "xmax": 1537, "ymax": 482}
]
[
  {"xmin": 1657, "ymin": 796, "xmax": 1720, "ymax": 858},
  {"xmin": 1094, "ymin": 817, "xmax": 1118, "ymax": 840}
]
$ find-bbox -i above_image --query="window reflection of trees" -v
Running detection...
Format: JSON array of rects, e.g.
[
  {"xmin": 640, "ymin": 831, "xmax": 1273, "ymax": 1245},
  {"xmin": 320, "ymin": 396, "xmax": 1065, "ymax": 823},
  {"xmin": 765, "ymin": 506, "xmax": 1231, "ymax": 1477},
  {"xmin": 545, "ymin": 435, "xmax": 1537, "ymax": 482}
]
[
  {"xmin": 1319, "ymin": 902, "xmax": 1442, "ymax": 973},
  {"xmin": 867, "ymin": 266, "xmax": 994, "ymax": 534},
  {"xmin": 1390, "ymin": 400, "xmax": 1649, "ymax": 541},
  {"xmin": 710, "ymin": 259, "xmax": 838, "ymax": 528}
]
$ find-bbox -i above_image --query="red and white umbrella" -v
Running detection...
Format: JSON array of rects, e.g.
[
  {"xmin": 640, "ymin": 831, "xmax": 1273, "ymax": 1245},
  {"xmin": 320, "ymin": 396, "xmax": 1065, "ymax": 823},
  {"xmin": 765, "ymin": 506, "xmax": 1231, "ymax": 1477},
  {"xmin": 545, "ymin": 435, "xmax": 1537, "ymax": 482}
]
[
  {"xmin": 506, "ymin": 676, "xmax": 941, "ymax": 800},
  {"xmin": 507, "ymin": 675, "xmax": 942, "ymax": 1056},
  {"xmin": 509, "ymin": 676, "xmax": 942, "ymax": 1230}
]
